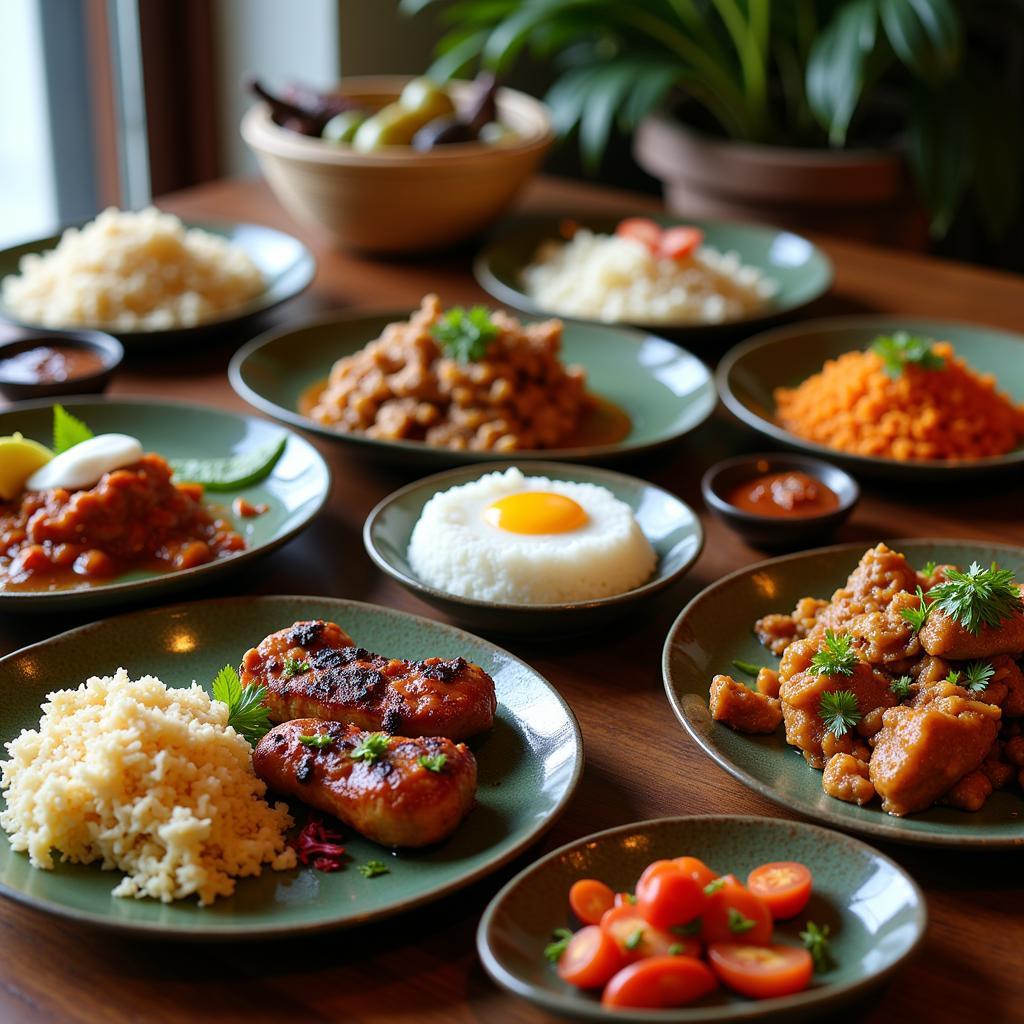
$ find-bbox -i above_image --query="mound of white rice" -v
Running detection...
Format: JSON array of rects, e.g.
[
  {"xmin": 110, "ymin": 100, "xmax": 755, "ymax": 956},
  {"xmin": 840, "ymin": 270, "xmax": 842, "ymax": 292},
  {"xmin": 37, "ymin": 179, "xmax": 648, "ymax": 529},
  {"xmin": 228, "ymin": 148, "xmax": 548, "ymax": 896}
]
[
  {"xmin": 0, "ymin": 668, "xmax": 296, "ymax": 905},
  {"xmin": 408, "ymin": 467, "xmax": 657, "ymax": 604},
  {"xmin": 1, "ymin": 207, "xmax": 265, "ymax": 330},
  {"xmin": 522, "ymin": 230, "xmax": 777, "ymax": 325}
]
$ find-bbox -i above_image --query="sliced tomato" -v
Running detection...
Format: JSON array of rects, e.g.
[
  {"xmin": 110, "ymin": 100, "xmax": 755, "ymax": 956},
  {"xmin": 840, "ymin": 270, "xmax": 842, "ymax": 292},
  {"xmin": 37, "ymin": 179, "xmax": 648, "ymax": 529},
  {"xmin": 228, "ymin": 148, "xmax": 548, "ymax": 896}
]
[
  {"xmin": 707, "ymin": 942, "xmax": 813, "ymax": 999},
  {"xmin": 601, "ymin": 955, "xmax": 718, "ymax": 1009},
  {"xmin": 673, "ymin": 855, "xmax": 719, "ymax": 889},
  {"xmin": 701, "ymin": 875, "xmax": 773, "ymax": 946},
  {"xmin": 636, "ymin": 866, "xmax": 703, "ymax": 930},
  {"xmin": 599, "ymin": 905, "xmax": 677, "ymax": 961},
  {"xmin": 659, "ymin": 225, "xmax": 703, "ymax": 261},
  {"xmin": 747, "ymin": 862, "xmax": 813, "ymax": 920},
  {"xmin": 569, "ymin": 878, "xmax": 615, "ymax": 925},
  {"xmin": 615, "ymin": 217, "xmax": 663, "ymax": 254},
  {"xmin": 557, "ymin": 926, "xmax": 627, "ymax": 990}
]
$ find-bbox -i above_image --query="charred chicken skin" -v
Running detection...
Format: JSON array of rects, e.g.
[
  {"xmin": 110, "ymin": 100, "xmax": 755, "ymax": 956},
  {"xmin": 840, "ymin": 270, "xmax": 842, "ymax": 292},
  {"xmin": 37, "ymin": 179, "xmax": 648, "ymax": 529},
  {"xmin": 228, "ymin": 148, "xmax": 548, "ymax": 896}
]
[
  {"xmin": 252, "ymin": 718, "xmax": 477, "ymax": 847},
  {"xmin": 240, "ymin": 620, "xmax": 497, "ymax": 740}
]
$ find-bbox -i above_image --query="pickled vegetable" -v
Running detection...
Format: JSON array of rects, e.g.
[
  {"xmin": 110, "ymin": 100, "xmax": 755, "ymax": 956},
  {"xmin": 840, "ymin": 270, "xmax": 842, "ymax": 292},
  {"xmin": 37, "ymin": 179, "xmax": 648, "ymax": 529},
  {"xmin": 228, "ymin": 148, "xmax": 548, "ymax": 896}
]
[
  {"xmin": 399, "ymin": 77, "xmax": 456, "ymax": 122},
  {"xmin": 353, "ymin": 103, "xmax": 425, "ymax": 150},
  {"xmin": 412, "ymin": 116, "xmax": 475, "ymax": 150},
  {"xmin": 322, "ymin": 110, "xmax": 366, "ymax": 144}
]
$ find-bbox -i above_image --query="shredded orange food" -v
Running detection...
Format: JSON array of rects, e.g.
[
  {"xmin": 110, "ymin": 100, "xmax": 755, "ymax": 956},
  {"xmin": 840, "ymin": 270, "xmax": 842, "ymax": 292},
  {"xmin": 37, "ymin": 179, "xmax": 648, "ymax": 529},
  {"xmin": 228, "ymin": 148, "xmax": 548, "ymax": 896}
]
[{"xmin": 774, "ymin": 342, "xmax": 1024, "ymax": 461}]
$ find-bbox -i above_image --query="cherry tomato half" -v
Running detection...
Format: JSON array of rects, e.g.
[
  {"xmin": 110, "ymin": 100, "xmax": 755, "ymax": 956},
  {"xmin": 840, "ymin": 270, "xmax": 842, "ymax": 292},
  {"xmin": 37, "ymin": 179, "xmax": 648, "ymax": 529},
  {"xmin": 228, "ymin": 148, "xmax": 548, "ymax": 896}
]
[
  {"xmin": 747, "ymin": 862, "xmax": 813, "ymax": 920},
  {"xmin": 701, "ymin": 875, "xmax": 773, "ymax": 946},
  {"xmin": 615, "ymin": 217, "xmax": 663, "ymax": 254},
  {"xmin": 556, "ymin": 926, "xmax": 627, "ymax": 989},
  {"xmin": 636, "ymin": 866, "xmax": 704, "ymax": 930},
  {"xmin": 659, "ymin": 226, "xmax": 703, "ymax": 261},
  {"xmin": 600, "ymin": 905, "xmax": 678, "ymax": 962},
  {"xmin": 672, "ymin": 855, "xmax": 719, "ymax": 889},
  {"xmin": 602, "ymin": 955, "xmax": 718, "ymax": 1009},
  {"xmin": 707, "ymin": 942, "xmax": 813, "ymax": 999},
  {"xmin": 635, "ymin": 859, "xmax": 680, "ymax": 901},
  {"xmin": 569, "ymin": 878, "xmax": 615, "ymax": 925}
]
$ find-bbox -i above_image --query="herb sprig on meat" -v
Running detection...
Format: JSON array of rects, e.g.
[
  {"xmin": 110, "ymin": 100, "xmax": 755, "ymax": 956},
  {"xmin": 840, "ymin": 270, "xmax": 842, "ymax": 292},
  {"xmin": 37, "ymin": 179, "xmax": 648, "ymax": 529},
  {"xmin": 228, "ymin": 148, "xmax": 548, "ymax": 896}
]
[{"xmin": 927, "ymin": 562, "xmax": 1022, "ymax": 635}]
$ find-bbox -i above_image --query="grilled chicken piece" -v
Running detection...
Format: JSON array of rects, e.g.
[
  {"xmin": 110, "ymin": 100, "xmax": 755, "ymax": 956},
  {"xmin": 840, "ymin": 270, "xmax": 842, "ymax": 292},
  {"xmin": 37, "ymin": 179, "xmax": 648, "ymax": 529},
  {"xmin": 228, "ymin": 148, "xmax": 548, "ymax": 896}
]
[
  {"xmin": 240, "ymin": 620, "xmax": 497, "ymax": 740},
  {"xmin": 252, "ymin": 719, "xmax": 477, "ymax": 847}
]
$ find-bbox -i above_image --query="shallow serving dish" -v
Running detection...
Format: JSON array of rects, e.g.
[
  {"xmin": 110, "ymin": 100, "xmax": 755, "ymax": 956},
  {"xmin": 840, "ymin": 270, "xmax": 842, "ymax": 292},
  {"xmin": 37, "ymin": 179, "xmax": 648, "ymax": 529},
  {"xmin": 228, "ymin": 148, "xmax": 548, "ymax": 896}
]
[
  {"xmin": 478, "ymin": 815, "xmax": 926, "ymax": 1022},
  {"xmin": 0, "ymin": 219, "xmax": 316, "ymax": 349},
  {"xmin": 0, "ymin": 396, "xmax": 330, "ymax": 611},
  {"xmin": 0, "ymin": 596, "xmax": 581, "ymax": 938},
  {"xmin": 662, "ymin": 539, "xmax": 1024, "ymax": 848},
  {"xmin": 230, "ymin": 308, "xmax": 716, "ymax": 468},
  {"xmin": 717, "ymin": 316, "xmax": 1024, "ymax": 479},
  {"xmin": 474, "ymin": 214, "xmax": 833, "ymax": 337},
  {"xmin": 0, "ymin": 327, "xmax": 123, "ymax": 400},
  {"xmin": 364, "ymin": 461, "xmax": 703, "ymax": 635},
  {"xmin": 701, "ymin": 453, "xmax": 859, "ymax": 549}
]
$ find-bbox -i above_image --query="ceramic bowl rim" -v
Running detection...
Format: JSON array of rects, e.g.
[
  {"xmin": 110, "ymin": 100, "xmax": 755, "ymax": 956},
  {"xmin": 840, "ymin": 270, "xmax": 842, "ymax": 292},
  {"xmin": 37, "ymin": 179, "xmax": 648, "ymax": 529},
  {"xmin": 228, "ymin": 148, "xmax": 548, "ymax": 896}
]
[{"xmin": 0, "ymin": 327, "xmax": 124, "ymax": 393}]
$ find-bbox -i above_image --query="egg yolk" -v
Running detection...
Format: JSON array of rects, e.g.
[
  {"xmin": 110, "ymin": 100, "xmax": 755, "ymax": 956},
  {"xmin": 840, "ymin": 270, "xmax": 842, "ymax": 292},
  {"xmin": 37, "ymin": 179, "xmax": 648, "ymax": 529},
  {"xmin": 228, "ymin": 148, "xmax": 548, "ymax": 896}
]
[{"xmin": 483, "ymin": 492, "xmax": 588, "ymax": 535}]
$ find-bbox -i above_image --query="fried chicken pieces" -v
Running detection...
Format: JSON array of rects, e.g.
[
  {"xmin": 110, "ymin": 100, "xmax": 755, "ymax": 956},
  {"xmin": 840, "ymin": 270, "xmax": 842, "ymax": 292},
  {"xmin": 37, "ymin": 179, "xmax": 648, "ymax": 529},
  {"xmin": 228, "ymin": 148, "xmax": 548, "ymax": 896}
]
[
  {"xmin": 713, "ymin": 544, "xmax": 1024, "ymax": 817},
  {"xmin": 244, "ymin": 620, "xmax": 496, "ymax": 848}
]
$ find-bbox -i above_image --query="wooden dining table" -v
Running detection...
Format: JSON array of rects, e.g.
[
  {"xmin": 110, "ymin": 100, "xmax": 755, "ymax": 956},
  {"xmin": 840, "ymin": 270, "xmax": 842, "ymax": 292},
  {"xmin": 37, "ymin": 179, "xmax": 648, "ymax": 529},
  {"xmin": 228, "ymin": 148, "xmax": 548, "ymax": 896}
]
[{"xmin": 1, "ymin": 175, "xmax": 1022, "ymax": 1024}]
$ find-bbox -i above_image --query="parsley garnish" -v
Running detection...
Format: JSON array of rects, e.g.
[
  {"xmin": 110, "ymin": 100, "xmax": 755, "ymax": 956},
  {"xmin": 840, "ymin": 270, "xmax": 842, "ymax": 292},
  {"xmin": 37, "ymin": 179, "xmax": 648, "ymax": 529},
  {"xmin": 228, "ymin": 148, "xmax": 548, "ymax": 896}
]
[
  {"xmin": 703, "ymin": 878, "xmax": 726, "ymax": 896},
  {"xmin": 963, "ymin": 661, "xmax": 995, "ymax": 693},
  {"xmin": 732, "ymin": 659, "xmax": 765, "ymax": 678},
  {"xmin": 810, "ymin": 631, "xmax": 858, "ymax": 677},
  {"xmin": 819, "ymin": 690, "xmax": 862, "ymax": 738},
  {"xmin": 899, "ymin": 586, "xmax": 932, "ymax": 636},
  {"xmin": 667, "ymin": 943, "xmax": 685, "ymax": 955},
  {"xmin": 298, "ymin": 733, "xmax": 333, "ymax": 749},
  {"xmin": 52, "ymin": 404, "xmax": 94, "ymax": 454},
  {"xmin": 890, "ymin": 675, "xmax": 913, "ymax": 700},
  {"xmin": 800, "ymin": 921, "xmax": 836, "ymax": 972},
  {"xmin": 418, "ymin": 753, "xmax": 448, "ymax": 773},
  {"xmin": 727, "ymin": 907, "xmax": 756, "ymax": 934},
  {"xmin": 624, "ymin": 927, "xmax": 645, "ymax": 950},
  {"xmin": 947, "ymin": 669, "xmax": 961, "ymax": 685},
  {"xmin": 357, "ymin": 859, "xmax": 390, "ymax": 878},
  {"xmin": 431, "ymin": 305, "xmax": 499, "ymax": 363},
  {"xmin": 351, "ymin": 732, "xmax": 390, "ymax": 763},
  {"xmin": 211, "ymin": 665, "xmax": 272, "ymax": 744},
  {"xmin": 927, "ymin": 562, "xmax": 1023, "ymax": 635},
  {"xmin": 282, "ymin": 657, "xmax": 310, "ymax": 678},
  {"xmin": 921, "ymin": 560, "xmax": 938, "ymax": 577},
  {"xmin": 544, "ymin": 928, "xmax": 573, "ymax": 963},
  {"xmin": 871, "ymin": 332, "xmax": 945, "ymax": 378}
]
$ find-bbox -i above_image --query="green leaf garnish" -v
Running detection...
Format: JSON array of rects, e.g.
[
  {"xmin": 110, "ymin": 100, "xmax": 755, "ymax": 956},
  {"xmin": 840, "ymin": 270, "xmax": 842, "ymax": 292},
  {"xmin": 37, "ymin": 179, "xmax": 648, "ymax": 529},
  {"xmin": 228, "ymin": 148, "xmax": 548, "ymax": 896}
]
[
  {"xmin": 283, "ymin": 657, "xmax": 310, "ymax": 678},
  {"xmin": 351, "ymin": 732, "xmax": 390, "ymax": 763},
  {"xmin": 703, "ymin": 878, "xmax": 726, "ymax": 896},
  {"xmin": 624, "ymin": 927, "xmax": 645, "ymax": 950},
  {"xmin": 947, "ymin": 669, "xmax": 961, "ymax": 685},
  {"xmin": 544, "ymin": 928, "xmax": 573, "ymax": 963},
  {"xmin": 52, "ymin": 404, "xmax": 94, "ymax": 454},
  {"xmin": 810, "ymin": 631, "xmax": 858, "ymax": 677},
  {"xmin": 963, "ymin": 661, "xmax": 995, "ymax": 693},
  {"xmin": 890, "ymin": 675, "xmax": 913, "ymax": 700},
  {"xmin": 211, "ymin": 665, "xmax": 272, "ymax": 744},
  {"xmin": 928, "ymin": 562, "xmax": 1023, "ymax": 635},
  {"xmin": 732, "ymin": 659, "xmax": 765, "ymax": 678},
  {"xmin": 800, "ymin": 921, "xmax": 836, "ymax": 973},
  {"xmin": 819, "ymin": 689, "xmax": 862, "ymax": 738},
  {"xmin": 298, "ymin": 733, "xmax": 333, "ymax": 749},
  {"xmin": 167, "ymin": 435, "xmax": 287, "ymax": 492},
  {"xmin": 899, "ymin": 586, "xmax": 932, "ymax": 636},
  {"xmin": 727, "ymin": 907, "xmax": 756, "ymax": 934},
  {"xmin": 871, "ymin": 332, "xmax": 945, "ymax": 378},
  {"xmin": 668, "ymin": 943, "xmax": 686, "ymax": 956},
  {"xmin": 921, "ymin": 560, "xmax": 938, "ymax": 577},
  {"xmin": 418, "ymin": 753, "xmax": 448, "ymax": 773},
  {"xmin": 431, "ymin": 305, "xmax": 499, "ymax": 363},
  {"xmin": 357, "ymin": 859, "xmax": 390, "ymax": 878}
]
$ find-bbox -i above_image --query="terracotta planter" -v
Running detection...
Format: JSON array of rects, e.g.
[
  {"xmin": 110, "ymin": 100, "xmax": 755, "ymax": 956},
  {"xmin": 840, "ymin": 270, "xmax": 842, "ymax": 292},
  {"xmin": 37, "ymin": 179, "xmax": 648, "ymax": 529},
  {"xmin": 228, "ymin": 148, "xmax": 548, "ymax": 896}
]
[{"xmin": 634, "ymin": 113, "xmax": 928, "ymax": 248}]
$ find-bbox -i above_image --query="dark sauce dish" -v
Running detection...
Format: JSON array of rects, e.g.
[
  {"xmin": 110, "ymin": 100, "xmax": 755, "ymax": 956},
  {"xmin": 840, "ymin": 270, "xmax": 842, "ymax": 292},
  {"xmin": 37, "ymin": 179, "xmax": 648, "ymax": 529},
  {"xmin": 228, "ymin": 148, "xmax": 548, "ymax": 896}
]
[
  {"xmin": 0, "ymin": 328, "xmax": 123, "ymax": 401},
  {"xmin": 702, "ymin": 452, "xmax": 859, "ymax": 549}
]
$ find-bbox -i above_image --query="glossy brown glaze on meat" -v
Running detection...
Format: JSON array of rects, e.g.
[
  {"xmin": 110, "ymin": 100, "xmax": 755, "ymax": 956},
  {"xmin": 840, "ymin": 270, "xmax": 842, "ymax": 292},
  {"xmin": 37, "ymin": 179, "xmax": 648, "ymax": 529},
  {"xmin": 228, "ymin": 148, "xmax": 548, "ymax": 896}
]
[
  {"xmin": 240, "ymin": 620, "xmax": 497, "ymax": 740},
  {"xmin": 252, "ymin": 719, "xmax": 477, "ymax": 847}
]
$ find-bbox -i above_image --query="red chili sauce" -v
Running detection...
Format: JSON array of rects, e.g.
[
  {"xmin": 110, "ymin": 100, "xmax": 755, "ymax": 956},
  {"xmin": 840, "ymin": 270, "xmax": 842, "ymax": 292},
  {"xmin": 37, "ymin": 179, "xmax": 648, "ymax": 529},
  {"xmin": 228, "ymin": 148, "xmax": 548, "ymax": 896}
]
[
  {"xmin": 725, "ymin": 468, "xmax": 840, "ymax": 518},
  {"xmin": 0, "ymin": 345, "xmax": 107, "ymax": 385}
]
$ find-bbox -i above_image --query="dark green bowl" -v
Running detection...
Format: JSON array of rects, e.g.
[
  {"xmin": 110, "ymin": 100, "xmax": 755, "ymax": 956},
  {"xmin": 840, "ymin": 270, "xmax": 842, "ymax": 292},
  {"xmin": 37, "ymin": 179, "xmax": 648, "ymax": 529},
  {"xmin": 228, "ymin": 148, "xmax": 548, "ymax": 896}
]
[
  {"xmin": 363, "ymin": 461, "xmax": 704, "ymax": 635},
  {"xmin": 717, "ymin": 316, "xmax": 1024, "ymax": 479},
  {"xmin": 478, "ymin": 815, "xmax": 926, "ymax": 1022}
]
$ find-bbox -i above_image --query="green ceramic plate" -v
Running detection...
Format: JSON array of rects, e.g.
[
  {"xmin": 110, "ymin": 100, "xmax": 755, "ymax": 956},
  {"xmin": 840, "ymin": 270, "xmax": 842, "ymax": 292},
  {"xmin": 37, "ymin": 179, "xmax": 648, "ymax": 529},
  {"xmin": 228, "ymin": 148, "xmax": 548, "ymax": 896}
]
[
  {"xmin": 663, "ymin": 539, "xmax": 1024, "ymax": 848},
  {"xmin": 229, "ymin": 309, "xmax": 716, "ymax": 467},
  {"xmin": 474, "ymin": 214, "xmax": 833, "ymax": 334},
  {"xmin": 717, "ymin": 316, "xmax": 1024, "ymax": 479},
  {"xmin": 363, "ymin": 461, "xmax": 704, "ymax": 635},
  {"xmin": 0, "ymin": 595, "xmax": 582, "ymax": 938},
  {"xmin": 478, "ymin": 815, "xmax": 926, "ymax": 1022},
  {"xmin": 0, "ymin": 397, "xmax": 330, "ymax": 611},
  {"xmin": 0, "ymin": 219, "xmax": 316, "ymax": 348}
]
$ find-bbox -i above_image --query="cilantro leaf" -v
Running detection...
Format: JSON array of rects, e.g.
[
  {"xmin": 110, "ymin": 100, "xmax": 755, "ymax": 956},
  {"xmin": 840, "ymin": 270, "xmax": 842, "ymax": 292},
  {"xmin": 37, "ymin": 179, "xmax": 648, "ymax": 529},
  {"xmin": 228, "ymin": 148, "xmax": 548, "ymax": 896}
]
[
  {"xmin": 298, "ymin": 733, "xmax": 334, "ymax": 749},
  {"xmin": 928, "ymin": 562, "xmax": 1023, "ymax": 634},
  {"xmin": 211, "ymin": 664, "xmax": 272, "ymax": 744},
  {"xmin": 890, "ymin": 675, "xmax": 914, "ymax": 700},
  {"xmin": 431, "ymin": 305, "xmax": 499, "ymax": 363},
  {"xmin": 871, "ymin": 332, "xmax": 945, "ymax": 378},
  {"xmin": 357, "ymin": 859, "xmax": 390, "ymax": 878},
  {"xmin": 351, "ymin": 732, "xmax": 390, "ymax": 763},
  {"xmin": 283, "ymin": 657, "xmax": 310, "ymax": 678},
  {"xmin": 819, "ymin": 689, "xmax": 862, "ymax": 738},
  {"xmin": 899, "ymin": 586, "xmax": 932, "ymax": 636},
  {"xmin": 544, "ymin": 928, "xmax": 574, "ymax": 963},
  {"xmin": 810, "ymin": 631, "xmax": 858, "ymax": 677},
  {"xmin": 800, "ymin": 921, "xmax": 836, "ymax": 972},
  {"xmin": 52, "ymin": 404, "xmax": 94, "ymax": 454},
  {"xmin": 963, "ymin": 661, "xmax": 995, "ymax": 693},
  {"xmin": 418, "ymin": 753, "xmax": 448, "ymax": 773}
]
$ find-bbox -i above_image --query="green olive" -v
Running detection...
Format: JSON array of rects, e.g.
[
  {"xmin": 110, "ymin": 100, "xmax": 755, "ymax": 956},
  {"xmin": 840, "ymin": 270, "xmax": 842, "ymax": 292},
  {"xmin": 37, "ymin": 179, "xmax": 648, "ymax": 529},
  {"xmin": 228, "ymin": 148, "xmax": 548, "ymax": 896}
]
[
  {"xmin": 353, "ymin": 103, "xmax": 424, "ymax": 150},
  {"xmin": 321, "ymin": 110, "xmax": 366, "ymax": 144},
  {"xmin": 399, "ymin": 77, "xmax": 456, "ymax": 123}
]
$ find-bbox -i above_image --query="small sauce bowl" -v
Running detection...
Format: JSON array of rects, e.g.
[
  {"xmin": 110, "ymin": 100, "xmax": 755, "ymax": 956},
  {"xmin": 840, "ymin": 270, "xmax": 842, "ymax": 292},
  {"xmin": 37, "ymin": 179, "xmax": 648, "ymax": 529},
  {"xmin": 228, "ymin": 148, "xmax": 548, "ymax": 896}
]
[
  {"xmin": 702, "ymin": 452, "xmax": 859, "ymax": 549},
  {"xmin": 0, "ymin": 328, "xmax": 123, "ymax": 401}
]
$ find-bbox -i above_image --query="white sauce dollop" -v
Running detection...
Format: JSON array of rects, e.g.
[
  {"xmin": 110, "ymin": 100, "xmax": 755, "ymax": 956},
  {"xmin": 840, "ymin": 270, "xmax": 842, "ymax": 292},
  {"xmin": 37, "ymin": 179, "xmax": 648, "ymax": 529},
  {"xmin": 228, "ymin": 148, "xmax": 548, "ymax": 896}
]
[{"xmin": 25, "ymin": 434, "xmax": 144, "ymax": 492}]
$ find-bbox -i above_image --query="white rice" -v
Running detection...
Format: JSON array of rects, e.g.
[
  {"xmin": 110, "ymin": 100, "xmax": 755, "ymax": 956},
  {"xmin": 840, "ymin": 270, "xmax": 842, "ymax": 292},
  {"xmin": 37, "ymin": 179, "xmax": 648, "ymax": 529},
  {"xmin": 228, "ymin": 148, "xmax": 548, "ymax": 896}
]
[
  {"xmin": 408, "ymin": 467, "xmax": 657, "ymax": 604},
  {"xmin": 522, "ymin": 230, "xmax": 777, "ymax": 325},
  {"xmin": 0, "ymin": 668, "xmax": 296, "ymax": 905},
  {"xmin": 1, "ymin": 207, "xmax": 265, "ymax": 330}
]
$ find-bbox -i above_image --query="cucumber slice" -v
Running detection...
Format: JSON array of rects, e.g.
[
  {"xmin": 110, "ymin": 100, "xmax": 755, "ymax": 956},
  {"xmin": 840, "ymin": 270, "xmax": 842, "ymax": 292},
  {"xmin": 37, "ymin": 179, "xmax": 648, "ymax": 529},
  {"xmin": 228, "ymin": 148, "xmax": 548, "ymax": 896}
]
[{"xmin": 168, "ymin": 436, "xmax": 287, "ymax": 491}]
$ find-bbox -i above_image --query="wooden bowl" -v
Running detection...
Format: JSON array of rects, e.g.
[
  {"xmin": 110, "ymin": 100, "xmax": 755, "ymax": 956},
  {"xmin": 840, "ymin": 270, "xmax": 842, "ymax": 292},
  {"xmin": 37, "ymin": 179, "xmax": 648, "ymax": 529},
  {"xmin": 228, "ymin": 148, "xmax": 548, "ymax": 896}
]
[{"xmin": 241, "ymin": 76, "xmax": 553, "ymax": 254}]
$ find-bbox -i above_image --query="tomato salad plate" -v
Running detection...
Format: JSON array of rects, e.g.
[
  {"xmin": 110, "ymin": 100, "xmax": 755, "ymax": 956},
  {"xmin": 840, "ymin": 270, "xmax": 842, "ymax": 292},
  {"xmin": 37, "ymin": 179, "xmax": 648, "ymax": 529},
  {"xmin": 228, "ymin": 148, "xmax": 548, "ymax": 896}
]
[
  {"xmin": 663, "ymin": 540, "xmax": 1024, "ymax": 848},
  {"xmin": 478, "ymin": 816, "xmax": 925, "ymax": 1021},
  {"xmin": 0, "ymin": 596, "xmax": 582, "ymax": 938},
  {"xmin": 0, "ymin": 397, "xmax": 330, "ymax": 610}
]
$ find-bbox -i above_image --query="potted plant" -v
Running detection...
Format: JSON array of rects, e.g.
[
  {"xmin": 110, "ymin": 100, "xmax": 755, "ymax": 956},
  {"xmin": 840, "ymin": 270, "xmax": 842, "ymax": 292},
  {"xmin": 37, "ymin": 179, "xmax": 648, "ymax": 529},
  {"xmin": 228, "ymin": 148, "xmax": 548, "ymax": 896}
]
[{"xmin": 403, "ymin": 0, "xmax": 1022, "ymax": 247}]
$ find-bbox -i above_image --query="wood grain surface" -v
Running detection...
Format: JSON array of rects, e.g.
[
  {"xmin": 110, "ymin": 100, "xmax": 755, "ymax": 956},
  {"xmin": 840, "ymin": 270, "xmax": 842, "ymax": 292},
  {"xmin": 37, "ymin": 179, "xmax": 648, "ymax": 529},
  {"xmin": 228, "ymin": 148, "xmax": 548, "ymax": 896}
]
[{"xmin": 0, "ymin": 177, "xmax": 1022, "ymax": 1024}]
